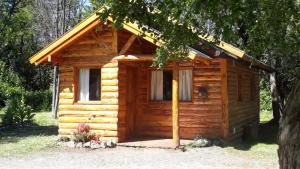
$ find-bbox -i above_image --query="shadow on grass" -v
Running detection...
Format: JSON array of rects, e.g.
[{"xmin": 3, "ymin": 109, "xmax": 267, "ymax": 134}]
[
  {"xmin": 226, "ymin": 121, "xmax": 278, "ymax": 151},
  {"xmin": 0, "ymin": 124, "xmax": 58, "ymax": 144}
]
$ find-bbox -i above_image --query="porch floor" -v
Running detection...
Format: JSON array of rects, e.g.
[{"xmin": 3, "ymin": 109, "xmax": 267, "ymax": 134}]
[{"xmin": 117, "ymin": 137, "xmax": 193, "ymax": 149}]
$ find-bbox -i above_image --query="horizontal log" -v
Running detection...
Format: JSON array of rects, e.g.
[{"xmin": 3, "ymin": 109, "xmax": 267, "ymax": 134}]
[
  {"xmin": 102, "ymin": 80, "xmax": 118, "ymax": 86},
  {"xmin": 101, "ymin": 68, "xmax": 118, "ymax": 73},
  {"xmin": 102, "ymin": 73, "xmax": 118, "ymax": 80},
  {"xmin": 59, "ymin": 129, "xmax": 117, "ymax": 137},
  {"xmin": 102, "ymin": 62, "xmax": 118, "ymax": 68},
  {"xmin": 59, "ymin": 93, "xmax": 73, "ymax": 99},
  {"xmin": 58, "ymin": 117, "xmax": 118, "ymax": 123},
  {"xmin": 58, "ymin": 110, "xmax": 118, "ymax": 117},
  {"xmin": 59, "ymin": 99, "xmax": 74, "ymax": 105},
  {"xmin": 102, "ymin": 86, "xmax": 118, "ymax": 92},
  {"xmin": 59, "ymin": 105, "xmax": 118, "ymax": 111},
  {"xmin": 59, "ymin": 123, "xmax": 117, "ymax": 130},
  {"xmin": 101, "ymin": 92, "xmax": 118, "ymax": 99},
  {"xmin": 76, "ymin": 99, "xmax": 118, "ymax": 105}
]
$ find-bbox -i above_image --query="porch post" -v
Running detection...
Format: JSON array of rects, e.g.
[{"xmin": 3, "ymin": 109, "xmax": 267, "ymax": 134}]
[{"xmin": 172, "ymin": 62, "xmax": 180, "ymax": 148}]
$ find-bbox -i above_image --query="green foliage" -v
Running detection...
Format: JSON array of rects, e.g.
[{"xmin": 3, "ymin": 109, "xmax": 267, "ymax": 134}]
[
  {"xmin": 0, "ymin": 0, "xmax": 52, "ymax": 92},
  {"xmin": 25, "ymin": 90, "xmax": 52, "ymax": 112},
  {"xmin": 98, "ymin": 1, "xmax": 300, "ymax": 97},
  {"xmin": 2, "ymin": 95, "xmax": 34, "ymax": 127},
  {"xmin": 0, "ymin": 82, "xmax": 51, "ymax": 112},
  {"xmin": 260, "ymin": 88, "xmax": 272, "ymax": 113},
  {"xmin": 73, "ymin": 123, "xmax": 99, "ymax": 143}
]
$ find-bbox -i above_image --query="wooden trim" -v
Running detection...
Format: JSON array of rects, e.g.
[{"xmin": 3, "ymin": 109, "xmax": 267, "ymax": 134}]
[
  {"xmin": 220, "ymin": 59, "xmax": 229, "ymax": 138},
  {"xmin": 119, "ymin": 34, "xmax": 137, "ymax": 55},
  {"xmin": 73, "ymin": 67, "xmax": 79, "ymax": 103},
  {"xmin": 172, "ymin": 62, "xmax": 180, "ymax": 148}
]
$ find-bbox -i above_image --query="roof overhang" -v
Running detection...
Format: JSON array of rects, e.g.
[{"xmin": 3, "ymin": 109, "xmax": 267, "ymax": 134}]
[
  {"xmin": 30, "ymin": 11, "xmax": 211, "ymax": 65},
  {"xmin": 30, "ymin": 9, "xmax": 273, "ymax": 72}
]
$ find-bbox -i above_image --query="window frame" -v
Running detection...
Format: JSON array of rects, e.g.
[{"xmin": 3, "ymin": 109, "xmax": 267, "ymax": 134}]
[
  {"xmin": 148, "ymin": 67, "xmax": 194, "ymax": 103},
  {"xmin": 73, "ymin": 66, "xmax": 102, "ymax": 104}
]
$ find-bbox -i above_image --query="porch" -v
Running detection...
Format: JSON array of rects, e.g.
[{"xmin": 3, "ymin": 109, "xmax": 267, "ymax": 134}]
[
  {"xmin": 117, "ymin": 138, "xmax": 193, "ymax": 149},
  {"xmin": 117, "ymin": 60, "xmax": 182, "ymax": 147}
]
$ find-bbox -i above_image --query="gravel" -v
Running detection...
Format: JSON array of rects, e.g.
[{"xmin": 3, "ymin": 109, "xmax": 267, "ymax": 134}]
[{"xmin": 0, "ymin": 146, "xmax": 278, "ymax": 169}]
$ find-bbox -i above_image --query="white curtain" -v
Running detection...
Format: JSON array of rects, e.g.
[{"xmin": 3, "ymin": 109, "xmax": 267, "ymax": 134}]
[
  {"xmin": 151, "ymin": 70, "xmax": 163, "ymax": 100},
  {"xmin": 179, "ymin": 70, "xmax": 192, "ymax": 101},
  {"xmin": 79, "ymin": 68, "xmax": 90, "ymax": 101}
]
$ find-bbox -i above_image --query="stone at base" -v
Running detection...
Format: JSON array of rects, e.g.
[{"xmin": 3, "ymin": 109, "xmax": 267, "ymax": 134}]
[{"xmin": 83, "ymin": 142, "xmax": 91, "ymax": 148}]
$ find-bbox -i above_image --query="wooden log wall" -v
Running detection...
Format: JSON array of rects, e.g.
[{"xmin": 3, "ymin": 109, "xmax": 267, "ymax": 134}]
[
  {"xmin": 132, "ymin": 59, "xmax": 226, "ymax": 139},
  {"xmin": 56, "ymin": 26, "xmax": 157, "ymax": 142},
  {"xmin": 57, "ymin": 28, "xmax": 120, "ymax": 142},
  {"xmin": 226, "ymin": 58, "xmax": 260, "ymax": 140}
]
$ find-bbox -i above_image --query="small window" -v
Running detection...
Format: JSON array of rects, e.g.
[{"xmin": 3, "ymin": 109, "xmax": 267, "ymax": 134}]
[
  {"xmin": 78, "ymin": 68, "xmax": 101, "ymax": 101},
  {"xmin": 237, "ymin": 75, "xmax": 242, "ymax": 101},
  {"xmin": 151, "ymin": 69, "xmax": 192, "ymax": 101}
]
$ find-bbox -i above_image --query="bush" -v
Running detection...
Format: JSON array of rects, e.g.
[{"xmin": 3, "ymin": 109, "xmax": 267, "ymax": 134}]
[
  {"xmin": 2, "ymin": 94, "xmax": 34, "ymax": 127},
  {"xmin": 0, "ymin": 86, "xmax": 52, "ymax": 112},
  {"xmin": 25, "ymin": 90, "xmax": 52, "ymax": 112},
  {"xmin": 73, "ymin": 123, "xmax": 99, "ymax": 143},
  {"xmin": 260, "ymin": 88, "xmax": 272, "ymax": 113}
]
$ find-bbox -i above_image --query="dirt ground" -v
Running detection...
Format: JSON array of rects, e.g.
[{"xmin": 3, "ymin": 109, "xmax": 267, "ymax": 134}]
[{"xmin": 0, "ymin": 146, "xmax": 278, "ymax": 169}]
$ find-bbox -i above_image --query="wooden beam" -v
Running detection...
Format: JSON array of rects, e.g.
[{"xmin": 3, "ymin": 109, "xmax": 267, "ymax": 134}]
[
  {"xmin": 112, "ymin": 54, "xmax": 154, "ymax": 61},
  {"xmin": 112, "ymin": 28, "xmax": 118, "ymax": 54},
  {"xmin": 119, "ymin": 34, "xmax": 137, "ymax": 55},
  {"xmin": 172, "ymin": 62, "xmax": 180, "ymax": 148}
]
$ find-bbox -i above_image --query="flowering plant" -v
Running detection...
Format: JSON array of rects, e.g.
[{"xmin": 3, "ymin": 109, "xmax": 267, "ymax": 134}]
[{"xmin": 73, "ymin": 123, "xmax": 99, "ymax": 143}]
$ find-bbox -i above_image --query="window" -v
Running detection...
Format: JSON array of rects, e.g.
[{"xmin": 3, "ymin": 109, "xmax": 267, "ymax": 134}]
[
  {"xmin": 151, "ymin": 69, "xmax": 192, "ymax": 101},
  {"xmin": 78, "ymin": 68, "xmax": 101, "ymax": 101},
  {"xmin": 179, "ymin": 70, "xmax": 193, "ymax": 101}
]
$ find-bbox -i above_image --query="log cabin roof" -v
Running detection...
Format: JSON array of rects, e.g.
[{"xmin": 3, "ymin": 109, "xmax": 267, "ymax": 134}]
[{"xmin": 29, "ymin": 10, "xmax": 273, "ymax": 72}]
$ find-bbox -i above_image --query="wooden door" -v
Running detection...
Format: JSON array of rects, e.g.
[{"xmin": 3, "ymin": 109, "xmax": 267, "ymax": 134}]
[{"xmin": 126, "ymin": 66, "xmax": 137, "ymax": 138}]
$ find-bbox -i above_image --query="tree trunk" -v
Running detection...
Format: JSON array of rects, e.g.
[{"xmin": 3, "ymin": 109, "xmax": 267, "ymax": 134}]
[
  {"xmin": 51, "ymin": 66, "xmax": 59, "ymax": 118},
  {"xmin": 270, "ymin": 72, "xmax": 283, "ymax": 123},
  {"xmin": 278, "ymin": 79, "xmax": 300, "ymax": 169}
]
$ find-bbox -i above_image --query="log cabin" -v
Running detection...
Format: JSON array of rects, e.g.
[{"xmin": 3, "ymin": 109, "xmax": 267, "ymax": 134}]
[{"xmin": 29, "ymin": 12, "xmax": 273, "ymax": 147}]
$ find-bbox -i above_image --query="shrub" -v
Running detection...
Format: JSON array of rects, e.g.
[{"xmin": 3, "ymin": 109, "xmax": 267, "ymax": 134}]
[
  {"xmin": 2, "ymin": 94, "xmax": 34, "ymax": 127},
  {"xmin": 25, "ymin": 90, "xmax": 52, "ymax": 112},
  {"xmin": 73, "ymin": 123, "xmax": 99, "ymax": 143},
  {"xmin": 260, "ymin": 88, "xmax": 272, "ymax": 113},
  {"xmin": 0, "ymin": 87, "xmax": 52, "ymax": 112}
]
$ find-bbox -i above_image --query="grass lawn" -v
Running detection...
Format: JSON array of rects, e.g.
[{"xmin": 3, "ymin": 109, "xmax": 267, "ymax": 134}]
[
  {"xmin": 260, "ymin": 110, "xmax": 273, "ymax": 123},
  {"xmin": 225, "ymin": 111, "xmax": 278, "ymax": 159},
  {"xmin": 0, "ymin": 112, "xmax": 58, "ymax": 157},
  {"xmin": 0, "ymin": 109, "xmax": 278, "ymax": 160}
]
